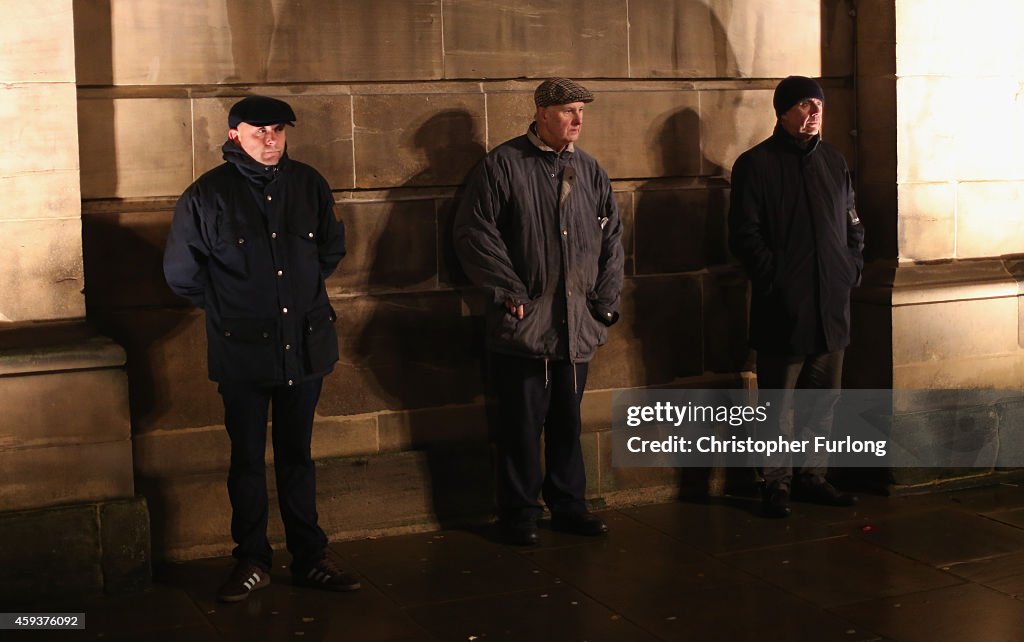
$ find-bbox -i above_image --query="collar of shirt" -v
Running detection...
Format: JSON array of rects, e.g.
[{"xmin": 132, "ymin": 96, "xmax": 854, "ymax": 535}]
[{"xmin": 527, "ymin": 122, "xmax": 575, "ymax": 155}]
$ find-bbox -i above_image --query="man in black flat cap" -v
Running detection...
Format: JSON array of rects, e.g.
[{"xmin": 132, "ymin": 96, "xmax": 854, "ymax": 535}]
[
  {"xmin": 728, "ymin": 76, "xmax": 865, "ymax": 518},
  {"xmin": 454, "ymin": 78, "xmax": 624, "ymax": 545},
  {"xmin": 164, "ymin": 95, "xmax": 358, "ymax": 601}
]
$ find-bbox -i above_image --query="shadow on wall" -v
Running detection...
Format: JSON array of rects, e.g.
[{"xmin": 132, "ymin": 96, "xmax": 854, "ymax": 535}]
[{"xmin": 352, "ymin": 109, "xmax": 494, "ymax": 527}]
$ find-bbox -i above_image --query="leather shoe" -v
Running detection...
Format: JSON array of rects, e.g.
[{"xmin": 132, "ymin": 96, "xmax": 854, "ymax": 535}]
[
  {"xmin": 793, "ymin": 481, "xmax": 858, "ymax": 507},
  {"xmin": 499, "ymin": 520, "xmax": 539, "ymax": 546},
  {"xmin": 761, "ymin": 486, "xmax": 792, "ymax": 519},
  {"xmin": 550, "ymin": 512, "xmax": 609, "ymax": 536}
]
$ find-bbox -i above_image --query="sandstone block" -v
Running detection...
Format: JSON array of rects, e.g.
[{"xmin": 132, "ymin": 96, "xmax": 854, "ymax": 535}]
[
  {"xmin": 353, "ymin": 93, "xmax": 486, "ymax": 189},
  {"xmin": 0, "ymin": 441, "xmax": 133, "ymax": 512},
  {"xmin": 893, "ymin": 297, "xmax": 1017, "ymax": 366},
  {"xmin": 701, "ymin": 89, "xmax": 775, "ymax": 178},
  {"xmin": 0, "ymin": 218, "xmax": 84, "ymax": 322},
  {"xmin": 957, "ymin": 182, "xmax": 1024, "ymax": 259},
  {"xmin": 331, "ymin": 198, "xmax": 439, "ymax": 293},
  {"xmin": 0, "ymin": 368, "xmax": 129, "ymax": 450},
  {"xmin": 443, "ymin": 0, "xmax": 628, "ymax": 79},
  {"xmin": 78, "ymin": 97, "xmax": 192, "ymax": 199},
  {"xmin": 0, "ymin": 1, "xmax": 75, "ymax": 82},
  {"xmin": 74, "ymin": 0, "xmax": 442, "ymax": 85},
  {"xmin": 897, "ymin": 182, "xmax": 955, "ymax": 261}
]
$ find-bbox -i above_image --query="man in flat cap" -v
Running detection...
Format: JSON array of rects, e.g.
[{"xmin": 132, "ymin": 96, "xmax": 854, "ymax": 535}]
[
  {"xmin": 728, "ymin": 76, "xmax": 865, "ymax": 518},
  {"xmin": 454, "ymin": 78, "xmax": 624, "ymax": 545},
  {"xmin": 164, "ymin": 95, "xmax": 358, "ymax": 601}
]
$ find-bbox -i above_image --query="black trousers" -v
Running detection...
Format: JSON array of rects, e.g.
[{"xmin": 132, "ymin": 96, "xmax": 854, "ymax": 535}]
[
  {"xmin": 756, "ymin": 350, "xmax": 844, "ymax": 489},
  {"xmin": 219, "ymin": 378, "xmax": 328, "ymax": 572},
  {"xmin": 490, "ymin": 352, "xmax": 589, "ymax": 522}
]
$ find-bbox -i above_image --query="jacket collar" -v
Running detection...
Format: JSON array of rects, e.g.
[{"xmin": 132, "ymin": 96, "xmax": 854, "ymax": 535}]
[
  {"xmin": 772, "ymin": 124, "xmax": 820, "ymax": 156},
  {"xmin": 527, "ymin": 123, "xmax": 575, "ymax": 155},
  {"xmin": 222, "ymin": 139, "xmax": 289, "ymax": 186}
]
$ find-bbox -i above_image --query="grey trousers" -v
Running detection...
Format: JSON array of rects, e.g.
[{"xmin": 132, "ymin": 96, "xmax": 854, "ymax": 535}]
[{"xmin": 756, "ymin": 350, "xmax": 844, "ymax": 489}]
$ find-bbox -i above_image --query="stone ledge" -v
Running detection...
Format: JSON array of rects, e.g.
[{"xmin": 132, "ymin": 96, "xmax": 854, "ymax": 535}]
[
  {"xmin": 0, "ymin": 334, "xmax": 125, "ymax": 376},
  {"xmin": 892, "ymin": 259, "xmax": 1017, "ymax": 306}
]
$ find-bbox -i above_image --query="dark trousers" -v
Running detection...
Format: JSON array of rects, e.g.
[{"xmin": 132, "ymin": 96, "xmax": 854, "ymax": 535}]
[
  {"xmin": 756, "ymin": 350, "xmax": 844, "ymax": 489},
  {"xmin": 219, "ymin": 378, "xmax": 328, "ymax": 572},
  {"xmin": 490, "ymin": 353, "xmax": 589, "ymax": 523}
]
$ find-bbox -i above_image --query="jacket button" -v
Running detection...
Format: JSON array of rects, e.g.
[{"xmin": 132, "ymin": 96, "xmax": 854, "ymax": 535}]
[
  {"xmin": 262, "ymin": 332, "xmax": 269, "ymax": 338},
  {"xmin": 282, "ymin": 307, "xmax": 289, "ymax": 314},
  {"xmin": 224, "ymin": 331, "xmax": 231, "ymax": 337},
  {"xmin": 285, "ymin": 344, "xmax": 291, "ymax": 350},
  {"xmin": 267, "ymin": 195, "xmax": 272, "ymax": 201},
  {"xmin": 567, "ymin": 290, "xmax": 572, "ymax": 296},
  {"xmin": 287, "ymin": 379, "xmax": 294, "ymax": 386},
  {"xmin": 308, "ymin": 232, "xmax": 314, "ymax": 239},
  {"xmin": 277, "ymin": 270, "xmax": 283, "ymax": 277},
  {"xmin": 237, "ymin": 238, "xmax": 245, "ymax": 244},
  {"xmin": 562, "ymin": 229, "xmax": 568, "ymax": 236},
  {"xmin": 271, "ymin": 232, "xmax": 277, "ymax": 239}
]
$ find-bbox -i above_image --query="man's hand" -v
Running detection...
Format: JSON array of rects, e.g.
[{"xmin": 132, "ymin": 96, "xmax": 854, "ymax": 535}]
[{"xmin": 505, "ymin": 298, "xmax": 524, "ymax": 320}]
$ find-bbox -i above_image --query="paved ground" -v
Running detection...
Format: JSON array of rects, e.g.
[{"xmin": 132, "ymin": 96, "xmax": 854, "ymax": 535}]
[{"xmin": 14, "ymin": 483, "xmax": 1024, "ymax": 641}]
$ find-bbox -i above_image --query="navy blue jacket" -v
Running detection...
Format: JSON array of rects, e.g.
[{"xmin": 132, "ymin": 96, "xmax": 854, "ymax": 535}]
[
  {"xmin": 164, "ymin": 142, "xmax": 346, "ymax": 384},
  {"xmin": 728, "ymin": 127, "xmax": 864, "ymax": 355}
]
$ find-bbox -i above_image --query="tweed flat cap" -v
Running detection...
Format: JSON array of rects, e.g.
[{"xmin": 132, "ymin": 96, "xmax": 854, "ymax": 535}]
[
  {"xmin": 534, "ymin": 78, "xmax": 594, "ymax": 107},
  {"xmin": 228, "ymin": 95, "xmax": 296, "ymax": 129}
]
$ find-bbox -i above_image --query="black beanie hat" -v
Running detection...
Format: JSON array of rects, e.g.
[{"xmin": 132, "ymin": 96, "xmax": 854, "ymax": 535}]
[
  {"xmin": 773, "ymin": 76, "xmax": 825, "ymax": 116},
  {"xmin": 228, "ymin": 95, "xmax": 296, "ymax": 129}
]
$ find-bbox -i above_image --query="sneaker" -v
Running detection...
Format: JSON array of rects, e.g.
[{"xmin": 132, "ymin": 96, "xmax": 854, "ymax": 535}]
[
  {"xmin": 550, "ymin": 511, "xmax": 609, "ymax": 536},
  {"xmin": 761, "ymin": 485, "xmax": 792, "ymax": 519},
  {"xmin": 217, "ymin": 560, "xmax": 270, "ymax": 603},
  {"xmin": 293, "ymin": 557, "xmax": 361, "ymax": 592}
]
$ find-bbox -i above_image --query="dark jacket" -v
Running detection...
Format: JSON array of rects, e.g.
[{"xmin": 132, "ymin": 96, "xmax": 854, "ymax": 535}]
[
  {"xmin": 453, "ymin": 127, "xmax": 624, "ymax": 362},
  {"xmin": 163, "ymin": 142, "xmax": 346, "ymax": 384},
  {"xmin": 728, "ymin": 126, "xmax": 865, "ymax": 355}
]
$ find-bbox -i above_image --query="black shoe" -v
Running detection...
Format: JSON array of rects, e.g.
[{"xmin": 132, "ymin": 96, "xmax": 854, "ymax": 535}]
[
  {"xmin": 217, "ymin": 560, "xmax": 271, "ymax": 603},
  {"xmin": 793, "ymin": 481, "xmax": 859, "ymax": 507},
  {"xmin": 550, "ymin": 512, "xmax": 609, "ymax": 536},
  {"xmin": 499, "ymin": 520, "xmax": 540, "ymax": 546},
  {"xmin": 293, "ymin": 557, "xmax": 361, "ymax": 592},
  {"xmin": 761, "ymin": 486, "xmax": 792, "ymax": 519}
]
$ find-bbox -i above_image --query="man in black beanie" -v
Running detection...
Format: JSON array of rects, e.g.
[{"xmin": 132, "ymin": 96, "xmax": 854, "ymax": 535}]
[
  {"xmin": 728, "ymin": 76, "xmax": 865, "ymax": 518},
  {"xmin": 164, "ymin": 95, "xmax": 359, "ymax": 600}
]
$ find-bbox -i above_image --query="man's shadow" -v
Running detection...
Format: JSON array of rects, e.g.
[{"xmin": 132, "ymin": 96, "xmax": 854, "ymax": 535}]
[{"xmin": 352, "ymin": 110, "xmax": 494, "ymax": 529}]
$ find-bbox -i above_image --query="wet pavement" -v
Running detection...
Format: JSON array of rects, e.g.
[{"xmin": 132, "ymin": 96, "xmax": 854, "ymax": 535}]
[{"xmin": 13, "ymin": 484, "xmax": 1024, "ymax": 641}]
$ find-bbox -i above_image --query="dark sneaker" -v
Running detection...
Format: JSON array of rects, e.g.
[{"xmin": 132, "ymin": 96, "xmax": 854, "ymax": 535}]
[
  {"xmin": 217, "ymin": 560, "xmax": 270, "ymax": 603},
  {"xmin": 550, "ymin": 511, "xmax": 609, "ymax": 536},
  {"xmin": 793, "ymin": 481, "xmax": 859, "ymax": 507},
  {"xmin": 498, "ymin": 519, "xmax": 540, "ymax": 546},
  {"xmin": 293, "ymin": 557, "xmax": 361, "ymax": 592},
  {"xmin": 761, "ymin": 486, "xmax": 792, "ymax": 519}
]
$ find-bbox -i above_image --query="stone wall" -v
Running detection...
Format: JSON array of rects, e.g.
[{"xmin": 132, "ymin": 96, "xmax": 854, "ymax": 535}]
[{"xmin": 71, "ymin": 0, "xmax": 856, "ymax": 559}]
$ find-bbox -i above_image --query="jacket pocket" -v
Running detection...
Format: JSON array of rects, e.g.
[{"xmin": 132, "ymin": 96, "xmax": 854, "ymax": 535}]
[
  {"xmin": 215, "ymin": 222, "xmax": 256, "ymax": 278},
  {"xmin": 214, "ymin": 317, "xmax": 279, "ymax": 381},
  {"xmin": 303, "ymin": 303, "xmax": 339, "ymax": 373}
]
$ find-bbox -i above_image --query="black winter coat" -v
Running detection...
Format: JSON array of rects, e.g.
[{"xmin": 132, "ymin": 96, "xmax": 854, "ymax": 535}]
[
  {"xmin": 453, "ymin": 128, "xmax": 624, "ymax": 362},
  {"xmin": 728, "ymin": 127, "xmax": 865, "ymax": 355},
  {"xmin": 163, "ymin": 143, "xmax": 346, "ymax": 385}
]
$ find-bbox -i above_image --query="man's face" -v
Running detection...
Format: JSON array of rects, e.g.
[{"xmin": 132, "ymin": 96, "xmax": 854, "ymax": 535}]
[
  {"xmin": 535, "ymin": 102, "xmax": 585, "ymax": 150},
  {"xmin": 778, "ymin": 98, "xmax": 823, "ymax": 141},
  {"xmin": 229, "ymin": 122, "xmax": 287, "ymax": 165}
]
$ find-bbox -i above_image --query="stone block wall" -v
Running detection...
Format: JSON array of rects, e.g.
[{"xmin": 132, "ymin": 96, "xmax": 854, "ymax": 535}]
[{"xmin": 73, "ymin": 0, "xmax": 856, "ymax": 559}]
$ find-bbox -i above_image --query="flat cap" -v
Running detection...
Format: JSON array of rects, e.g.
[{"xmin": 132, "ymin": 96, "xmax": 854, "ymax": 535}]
[
  {"xmin": 534, "ymin": 78, "xmax": 594, "ymax": 108},
  {"xmin": 228, "ymin": 95, "xmax": 296, "ymax": 129}
]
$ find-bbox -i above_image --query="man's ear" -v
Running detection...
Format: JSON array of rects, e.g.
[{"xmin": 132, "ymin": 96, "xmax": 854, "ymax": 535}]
[{"xmin": 228, "ymin": 128, "xmax": 240, "ymax": 142}]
